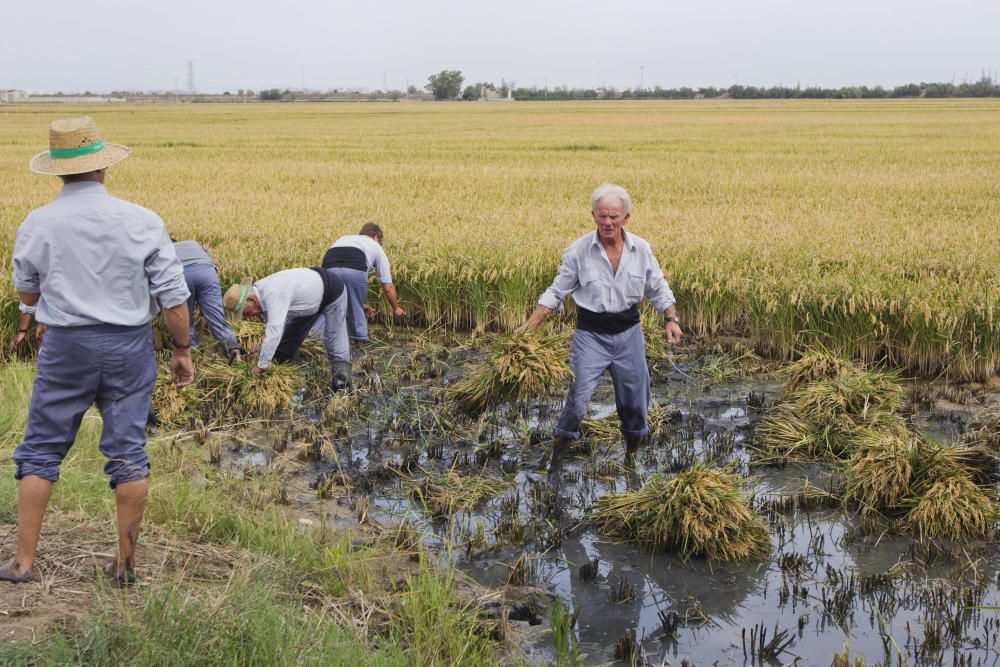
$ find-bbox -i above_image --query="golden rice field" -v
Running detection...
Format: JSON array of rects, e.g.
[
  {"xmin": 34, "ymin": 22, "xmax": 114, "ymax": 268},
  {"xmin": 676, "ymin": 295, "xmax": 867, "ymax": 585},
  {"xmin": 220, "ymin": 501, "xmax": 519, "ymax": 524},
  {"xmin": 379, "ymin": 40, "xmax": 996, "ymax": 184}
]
[{"xmin": 2, "ymin": 100, "xmax": 998, "ymax": 379}]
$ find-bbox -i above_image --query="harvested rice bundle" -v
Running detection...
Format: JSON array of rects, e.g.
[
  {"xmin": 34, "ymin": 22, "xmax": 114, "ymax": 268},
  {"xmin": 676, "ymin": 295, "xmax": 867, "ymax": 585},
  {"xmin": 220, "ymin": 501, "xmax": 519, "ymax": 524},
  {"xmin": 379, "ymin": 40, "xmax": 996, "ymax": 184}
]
[
  {"xmin": 151, "ymin": 364, "xmax": 204, "ymax": 427},
  {"xmin": 962, "ymin": 408, "xmax": 1000, "ymax": 451},
  {"xmin": 449, "ymin": 332, "xmax": 571, "ymax": 415},
  {"xmin": 783, "ymin": 348, "xmax": 857, "ymax": 392},
  {"xmin": 591, "ymin": 466, "xmax": 771, "ymax": 561},
  {"xmin": 905, "ymin": 473, "xmax": 998, "ymax": 541},
  {"xmin": 792, "ymin": 370, "xmax": 903, "ymax": 425},
  {"xmin": 843, "ymin": 428, "xmax": 918, "ymax": 516},
  {"xmin": 233, "ymin": 319, "xmax": 265, "ymax": 353},
  {"xmin": 199, "ymin": 360, "xmax": 302, "ymax": 420},
  {"xmin": 411, "ymin": 469, "xmax": 509, "ymax": 516}
]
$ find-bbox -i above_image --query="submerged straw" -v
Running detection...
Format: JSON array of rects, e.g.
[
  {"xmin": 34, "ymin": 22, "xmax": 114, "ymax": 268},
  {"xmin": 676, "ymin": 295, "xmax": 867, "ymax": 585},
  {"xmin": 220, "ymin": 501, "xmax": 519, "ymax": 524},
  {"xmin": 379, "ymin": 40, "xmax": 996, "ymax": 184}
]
[{"xmin": 667, "ymin": 344, "xmax": 696, "ymax": 383}]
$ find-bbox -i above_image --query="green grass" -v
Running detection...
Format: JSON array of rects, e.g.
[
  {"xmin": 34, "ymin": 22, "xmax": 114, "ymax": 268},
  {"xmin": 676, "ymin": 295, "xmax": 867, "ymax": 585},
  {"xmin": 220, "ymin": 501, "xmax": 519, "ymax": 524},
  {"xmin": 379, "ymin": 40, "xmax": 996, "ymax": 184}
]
[{"xmin": 0, "ymin": 362, "xmax": 506, "ymax": 665}]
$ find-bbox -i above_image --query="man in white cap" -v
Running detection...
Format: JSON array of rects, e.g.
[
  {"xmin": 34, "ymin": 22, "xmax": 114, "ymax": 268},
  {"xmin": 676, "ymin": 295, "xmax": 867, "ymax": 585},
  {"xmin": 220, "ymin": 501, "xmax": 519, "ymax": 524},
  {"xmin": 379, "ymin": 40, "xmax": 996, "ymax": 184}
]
[
  {"xmin": 224, "ymin": 267, "xmax": 351, "ymax": 391},
  {"xmin": 516, "ymin": 183, "xmax": 682, "ymax": 472},
  {"xmin": 1, "ymin": 117, "xmax": 194, "ymax": 585}
]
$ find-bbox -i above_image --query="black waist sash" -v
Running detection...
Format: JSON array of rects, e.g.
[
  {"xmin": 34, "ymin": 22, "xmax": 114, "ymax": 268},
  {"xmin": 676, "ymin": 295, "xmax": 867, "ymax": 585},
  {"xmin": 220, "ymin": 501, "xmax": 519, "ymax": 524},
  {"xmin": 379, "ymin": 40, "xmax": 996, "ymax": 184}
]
[
  {"xmin": 310, "ymin": 267, "xmax": 345, "ymax": 313},
  {"xmin": 576, "ymin": 304, "xmax": 640, "ymax": 334},
  {"xmin": 322, "ymin": 247, "xmax": 367, "ymax": 272}
]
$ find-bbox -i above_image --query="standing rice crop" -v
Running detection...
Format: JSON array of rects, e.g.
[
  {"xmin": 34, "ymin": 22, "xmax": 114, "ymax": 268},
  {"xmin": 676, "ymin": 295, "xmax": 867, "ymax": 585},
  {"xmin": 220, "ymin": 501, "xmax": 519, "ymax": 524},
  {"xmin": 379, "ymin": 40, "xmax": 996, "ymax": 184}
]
[
  {"xmin": 591, "ymin": 466, "xmax": 771, "ymax": 561},
  {"xmin": 449, "ymin": 332, "xmax": 571, "ymax": 415}
]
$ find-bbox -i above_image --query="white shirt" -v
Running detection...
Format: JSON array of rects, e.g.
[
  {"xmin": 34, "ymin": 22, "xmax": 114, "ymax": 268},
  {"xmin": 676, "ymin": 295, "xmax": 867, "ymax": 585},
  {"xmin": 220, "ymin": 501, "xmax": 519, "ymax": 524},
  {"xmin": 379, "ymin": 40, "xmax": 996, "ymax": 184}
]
[
  {"xmin": 12, "ymin": 182, "xmax": 189, "ymax": 327},
  {"xmin": 253, "ymin": 268, "xmax": 324, "ymax": 369},
  {"xmin": 538, "ymin": 230, "xmax": 675, "ymax": 314},
  {"xmin": 329, "ymin": 235, "xmax": 392, "ymax": 283}
]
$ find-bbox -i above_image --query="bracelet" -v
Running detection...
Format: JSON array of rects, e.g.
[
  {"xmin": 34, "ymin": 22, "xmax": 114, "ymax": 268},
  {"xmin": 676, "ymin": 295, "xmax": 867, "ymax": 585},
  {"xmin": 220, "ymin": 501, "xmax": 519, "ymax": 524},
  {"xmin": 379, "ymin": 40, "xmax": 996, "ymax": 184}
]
[
  {"xmin": 17, "ymin": 328, "xmax": 28, "ymax": 333},
  {"xmin": 665, "ymin": 315, "xmax": 680, "ymax": 325},
  {"xmin": 170, "ymin": 337, "xmax": 193, "ymax": 350}
]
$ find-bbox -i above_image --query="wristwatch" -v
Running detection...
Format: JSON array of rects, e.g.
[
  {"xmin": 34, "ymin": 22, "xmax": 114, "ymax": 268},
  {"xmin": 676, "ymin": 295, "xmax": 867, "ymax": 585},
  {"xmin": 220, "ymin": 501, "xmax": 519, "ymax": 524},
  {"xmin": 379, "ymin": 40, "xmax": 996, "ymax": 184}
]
[{"xmin": 665, "ymin": 315, "xmax": 680, "ymax": 325}]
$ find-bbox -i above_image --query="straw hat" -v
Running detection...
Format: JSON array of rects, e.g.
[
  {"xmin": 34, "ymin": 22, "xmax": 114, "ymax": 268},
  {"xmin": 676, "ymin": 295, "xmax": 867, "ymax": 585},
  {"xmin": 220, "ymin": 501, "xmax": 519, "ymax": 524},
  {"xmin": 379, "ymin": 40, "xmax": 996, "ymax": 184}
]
[
  {"xmin": 223, "ymin": 277, "xmax": 255, "ymax": 321},
  {"xmin": 29, "ymin": 117, "xmax": 130, "ymax": 176}
]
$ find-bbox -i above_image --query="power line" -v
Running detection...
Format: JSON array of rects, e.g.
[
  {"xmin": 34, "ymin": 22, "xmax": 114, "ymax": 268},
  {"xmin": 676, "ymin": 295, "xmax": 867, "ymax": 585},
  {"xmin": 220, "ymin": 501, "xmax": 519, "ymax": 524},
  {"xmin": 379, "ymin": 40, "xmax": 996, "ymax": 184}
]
[{"xmin": 185, "ymin": 60, "xmax": 196, "ymax": 94}]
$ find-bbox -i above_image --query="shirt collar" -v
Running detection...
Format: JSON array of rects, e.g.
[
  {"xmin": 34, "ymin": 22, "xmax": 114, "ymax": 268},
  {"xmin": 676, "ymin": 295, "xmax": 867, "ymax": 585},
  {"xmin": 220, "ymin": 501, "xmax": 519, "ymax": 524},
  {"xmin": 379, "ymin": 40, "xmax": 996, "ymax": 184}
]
[
  {"xmin": 589, "ymin": 229, "xmax": 636, "ymax": 251},
  {"xmin": 58, "ymin": 181, "xmax": 108, "ymax": 198}
]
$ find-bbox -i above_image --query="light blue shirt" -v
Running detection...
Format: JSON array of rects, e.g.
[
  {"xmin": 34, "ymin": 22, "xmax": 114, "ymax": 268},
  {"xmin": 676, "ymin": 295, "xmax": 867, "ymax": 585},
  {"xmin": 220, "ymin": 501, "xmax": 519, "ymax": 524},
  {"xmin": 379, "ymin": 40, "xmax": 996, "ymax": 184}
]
[
  {"xmin": 538, "ymin": 230, "xmax": 676, "ymax": 314},
  {"xmin": 12, "ymin": 181, "xmax": 190, "ymax": 327}
]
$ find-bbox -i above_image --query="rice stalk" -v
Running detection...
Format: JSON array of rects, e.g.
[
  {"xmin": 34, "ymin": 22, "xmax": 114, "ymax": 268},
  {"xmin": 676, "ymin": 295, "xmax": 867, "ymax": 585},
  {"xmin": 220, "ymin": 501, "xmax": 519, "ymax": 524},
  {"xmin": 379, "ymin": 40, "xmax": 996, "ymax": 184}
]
[
  {"xmin": 591, "ymin": 466, "xmax": 771, "ymax": 561},
  {"xmin": 449, "ymin": 332, "xmax": 571, "ymax": 415},
  {"xmin": 410, "ymin": 469, "xmax": 509, "ymax": 516},
  {"xmin": 905, "ymin": 473, "xmax": 998, "ymax": 541}
]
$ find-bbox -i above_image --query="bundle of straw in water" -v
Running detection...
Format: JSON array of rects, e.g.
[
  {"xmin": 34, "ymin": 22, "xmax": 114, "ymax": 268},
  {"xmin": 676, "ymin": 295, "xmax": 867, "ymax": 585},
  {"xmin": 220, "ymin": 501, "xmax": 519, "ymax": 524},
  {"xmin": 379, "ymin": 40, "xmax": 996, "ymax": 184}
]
[
  {"xmin": 905, "ymin": 473, "xmax": 998, "ymax": 541},
  {"xmin": 591, "ymin": 466, "xmax": 771, "ymax": 561},
  {"xmin": 843, "ymin": 427, "xmax": 918, "ymax": 516},
  {"xmin": 783, "ymin": 347, "xmax": 858, "ymax": 392},
  {"xmin": 449, "ymin": 332, "xmax": 571, "ymax": 415},
  {"xmin": 410, "ymin": 469, "xmax": 509, "ymax": 516},
  {"xmin": 199, "ymin": 361, "xmax": 301, "ymax": 420}
]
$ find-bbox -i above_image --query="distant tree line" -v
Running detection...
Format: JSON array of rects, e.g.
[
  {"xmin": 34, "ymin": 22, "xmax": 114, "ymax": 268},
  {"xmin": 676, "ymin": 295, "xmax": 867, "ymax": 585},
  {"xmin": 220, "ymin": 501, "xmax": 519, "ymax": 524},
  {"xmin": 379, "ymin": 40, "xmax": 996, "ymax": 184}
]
[
  {"xmin": 510, "ymin": 78, "xmax": 1000, "ymax": 101},
  {"xmin": 422, "ymin": 70, "xmax": 1000, "ymax": 101}
]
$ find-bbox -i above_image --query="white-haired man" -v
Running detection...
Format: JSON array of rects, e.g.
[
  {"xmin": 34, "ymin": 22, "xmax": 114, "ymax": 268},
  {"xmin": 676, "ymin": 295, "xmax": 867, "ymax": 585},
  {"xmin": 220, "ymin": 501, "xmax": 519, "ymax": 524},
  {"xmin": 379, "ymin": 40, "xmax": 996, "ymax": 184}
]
[{"xmin": 517, "ymin": 183, "xmax": 682, "ymax": 471}]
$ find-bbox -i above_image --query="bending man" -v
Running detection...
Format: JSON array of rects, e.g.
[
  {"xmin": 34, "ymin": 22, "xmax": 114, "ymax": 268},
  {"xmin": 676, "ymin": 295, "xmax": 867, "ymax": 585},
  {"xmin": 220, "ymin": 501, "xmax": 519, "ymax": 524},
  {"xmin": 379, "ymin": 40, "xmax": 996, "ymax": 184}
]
[
  {"xmin": 174, "ymin": 239, "xmax": 241, "ymax": 360},
  {"xmin": 321, "ymin": 222, "xmax": 405, "ymax": 343},
  {"xmin": 2, "ymin": 117, "xmax": 194, "ymax": 585},
  {"xmin": 517, "ymin": 183, "xmax": 682, "ymax": 471},
  {"xmin": 225, "ymin": 267, "xmax": 351, "ymax": 391}
]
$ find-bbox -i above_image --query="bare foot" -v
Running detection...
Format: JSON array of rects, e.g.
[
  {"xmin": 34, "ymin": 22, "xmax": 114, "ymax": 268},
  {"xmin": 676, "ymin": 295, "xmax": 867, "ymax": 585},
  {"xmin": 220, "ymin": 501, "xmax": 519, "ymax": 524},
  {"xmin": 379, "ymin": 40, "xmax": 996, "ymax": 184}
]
[
  {"xmin": 102, "ymin": 560, "xmax": 138, "ymax": 586},
  {"xmin": 0, "ymin": 558, "xmax": 34, "ymax": 584}
]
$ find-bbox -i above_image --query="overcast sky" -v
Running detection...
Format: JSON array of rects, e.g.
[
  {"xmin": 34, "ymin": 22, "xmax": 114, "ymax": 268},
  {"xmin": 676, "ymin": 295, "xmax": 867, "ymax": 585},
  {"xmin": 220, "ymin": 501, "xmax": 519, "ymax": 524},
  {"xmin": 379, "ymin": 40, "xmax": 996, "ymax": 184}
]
[{"xmin": 2, "ymin": 0, "xmax": 997, "ymax": 93}]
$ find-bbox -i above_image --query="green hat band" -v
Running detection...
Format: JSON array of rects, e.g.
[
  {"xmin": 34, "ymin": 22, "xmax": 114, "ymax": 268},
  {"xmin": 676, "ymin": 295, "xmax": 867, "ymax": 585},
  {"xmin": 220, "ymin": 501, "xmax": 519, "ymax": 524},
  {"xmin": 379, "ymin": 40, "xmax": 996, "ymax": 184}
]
[
  {"xmin": 232, "ymin": 285, "xmax": 248, "ymax": 313},
  {"xmin": 50, "ymin": 139, "xmax": 106, "ymax": 159}
]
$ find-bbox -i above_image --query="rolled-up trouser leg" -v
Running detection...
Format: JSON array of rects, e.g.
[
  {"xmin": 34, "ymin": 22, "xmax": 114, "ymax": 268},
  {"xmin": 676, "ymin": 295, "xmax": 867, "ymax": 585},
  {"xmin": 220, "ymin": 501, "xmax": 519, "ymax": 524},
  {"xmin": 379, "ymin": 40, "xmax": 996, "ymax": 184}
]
[
  {"xmin": 328, "ymin": 267, "xmax": 370, "ymax": 342},
  {"xmin": 13, "ymin": 327, "xmax": 102, "ymax": 483},
  {"xmin": 187, "ymin": 264, "xmax": 239, "ymax": 354},
  {"xmin": 553, "ymin": 329, "xmax": 612, "ymax": 440},
  {"xmin": 94, "ymin": 325, "xmax": 158, "ymax": 487},
  {"xmin": 608, "ymin": 324, "xmax": 650, "ymax": 438},
  {"xmin": 13, "ymin": 324, "xmax": 156, "ymax": 488}
]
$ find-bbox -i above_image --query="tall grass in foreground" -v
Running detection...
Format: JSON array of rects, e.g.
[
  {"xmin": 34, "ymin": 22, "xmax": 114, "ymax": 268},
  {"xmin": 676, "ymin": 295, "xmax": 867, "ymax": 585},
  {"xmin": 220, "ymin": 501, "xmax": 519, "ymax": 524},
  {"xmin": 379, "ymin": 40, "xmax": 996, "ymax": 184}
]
[{"xmin": 591, "ymin": 466, "xmax": 771, "ymax": 561}]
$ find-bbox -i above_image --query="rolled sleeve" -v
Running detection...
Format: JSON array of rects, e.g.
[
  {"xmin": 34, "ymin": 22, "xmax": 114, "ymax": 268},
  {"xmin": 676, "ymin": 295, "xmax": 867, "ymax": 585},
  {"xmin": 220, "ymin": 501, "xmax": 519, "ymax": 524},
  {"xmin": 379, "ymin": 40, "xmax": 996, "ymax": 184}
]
[
  {"xmin": 644, "ymin": 254, "xmax": 676, "ymax": 313},
  {"xmin": 145, "ymin": 227, "xmax": 190, "ymax": 308},
  {"xmin": 538, "ymin": 247, "xmax": 580, "ymax": 311},
  {"xmin": 374, "ymin": 247, "xmax": 393, "ymax": 284}
]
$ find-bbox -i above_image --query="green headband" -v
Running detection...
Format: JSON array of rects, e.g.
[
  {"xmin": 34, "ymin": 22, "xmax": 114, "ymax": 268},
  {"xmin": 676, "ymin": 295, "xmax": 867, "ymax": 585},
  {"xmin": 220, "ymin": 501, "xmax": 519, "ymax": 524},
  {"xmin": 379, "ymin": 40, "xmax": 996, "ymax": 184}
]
[
  {"xmin": 49, "ymin": 139, "xmax": 106, "ymax": 159},
  {"xmin": 231, "ymin": 285, "xmax": 248, "ymax": 314}
]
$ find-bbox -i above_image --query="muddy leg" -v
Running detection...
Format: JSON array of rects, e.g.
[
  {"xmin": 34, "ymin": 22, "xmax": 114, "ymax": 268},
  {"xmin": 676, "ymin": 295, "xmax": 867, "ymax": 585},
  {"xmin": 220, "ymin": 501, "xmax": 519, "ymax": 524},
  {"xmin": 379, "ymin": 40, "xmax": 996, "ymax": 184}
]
[
  {"xmin": 0, "ymin": 476, "xmax": 54, "ymax": 582},
  {"xmin": 107, "ymin": 478, "xmax": 147, "ymax": 584},
  {"xmin": 624, "ymin": 435, "xmax": 643, "ymax": 469}
]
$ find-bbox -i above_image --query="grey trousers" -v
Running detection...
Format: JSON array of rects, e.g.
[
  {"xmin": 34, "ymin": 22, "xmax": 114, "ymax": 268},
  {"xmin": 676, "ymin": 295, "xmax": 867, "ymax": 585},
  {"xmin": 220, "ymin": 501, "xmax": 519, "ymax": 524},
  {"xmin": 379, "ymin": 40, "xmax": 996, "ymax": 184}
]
[
  {"xmin": 316, "ymin": 267, "xmax": 370, "ymax": 341},
  {"xmin": 13, "ymin": 324, "xmax": 157, "ymax": 488},
  {"xmin": 184, "ymin": 264, "xmax": 239, "ymax": 353},
  {"xmin": 553, "ymin": 325, "xmax": 650, "ymax": 440}
]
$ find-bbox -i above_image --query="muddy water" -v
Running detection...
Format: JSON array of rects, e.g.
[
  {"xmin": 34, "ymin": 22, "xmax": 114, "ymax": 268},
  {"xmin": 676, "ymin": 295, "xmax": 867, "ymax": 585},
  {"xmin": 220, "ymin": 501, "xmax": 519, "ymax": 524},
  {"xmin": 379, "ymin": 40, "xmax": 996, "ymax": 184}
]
[{"xmin": 223, "ymin": 340, "xmax": 1000, "ymax": 665}]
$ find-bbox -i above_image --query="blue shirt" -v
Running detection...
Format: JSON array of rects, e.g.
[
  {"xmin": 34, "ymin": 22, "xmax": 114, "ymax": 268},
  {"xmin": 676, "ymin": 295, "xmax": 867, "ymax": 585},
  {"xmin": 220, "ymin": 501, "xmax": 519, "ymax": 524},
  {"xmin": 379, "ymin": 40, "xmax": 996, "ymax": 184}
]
[
  {"xmin": 538, "ymin": 230, "xmax": 676, "ymax": 314},
  {"xmin": 12, "ymin": 181, "xmax": 190, "ymax": 327}
]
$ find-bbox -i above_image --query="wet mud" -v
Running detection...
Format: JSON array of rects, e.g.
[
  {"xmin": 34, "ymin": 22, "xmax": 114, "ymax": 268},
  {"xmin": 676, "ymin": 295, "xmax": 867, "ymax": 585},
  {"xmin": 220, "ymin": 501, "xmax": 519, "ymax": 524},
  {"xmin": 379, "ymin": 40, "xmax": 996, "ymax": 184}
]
[{"xmin": 210, "ymin": 334, "xmax": 1000, "ymax": 665}]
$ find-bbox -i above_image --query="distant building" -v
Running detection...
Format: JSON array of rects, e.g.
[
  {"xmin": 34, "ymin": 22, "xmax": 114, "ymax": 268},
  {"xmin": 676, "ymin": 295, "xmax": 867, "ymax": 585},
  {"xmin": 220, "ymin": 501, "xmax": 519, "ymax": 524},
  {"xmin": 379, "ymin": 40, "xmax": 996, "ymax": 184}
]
[{"xmin": 0, "ymin": 89, "xmax": 28, "ymax": 103}]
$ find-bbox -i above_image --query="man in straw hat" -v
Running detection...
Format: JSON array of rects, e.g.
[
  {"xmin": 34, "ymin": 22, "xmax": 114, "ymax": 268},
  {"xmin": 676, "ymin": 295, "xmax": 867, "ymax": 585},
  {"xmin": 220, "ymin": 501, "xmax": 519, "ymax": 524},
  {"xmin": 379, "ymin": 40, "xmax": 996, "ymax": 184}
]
[
  {"xmin": 1, "ymin": 117, "xmax": 195, "ymax": 585},
  {"xmin": 516, "ymin": 183, "xmax": 682, "ymax": 473},
  {"xmin": 224, "ymin": 267, "xmax": 352, "ymax": 391}
]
